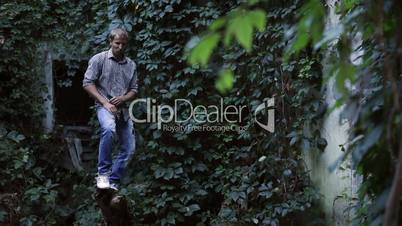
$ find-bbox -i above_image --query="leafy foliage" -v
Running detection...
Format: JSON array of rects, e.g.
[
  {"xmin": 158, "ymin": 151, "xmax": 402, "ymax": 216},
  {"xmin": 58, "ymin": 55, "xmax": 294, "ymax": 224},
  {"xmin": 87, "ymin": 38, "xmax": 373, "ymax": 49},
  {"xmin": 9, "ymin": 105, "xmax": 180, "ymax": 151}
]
[
  {"xmin": 107, "ymin": 0, "xmax": 326, "ymax": 225},
  {"xmin": 1, "ymin": 0, "xmax": 330, "ymax": 225},
  {"xmin": 0, "ymin": 0, "xmax": 108, "ymax": 130},
  {"xmin": 287, "ymin": 0, "xmax": 402, "ymax": 225},
  {"xmin": 0, "ymin": 1, "xmax": 107, "ymax": 225}
]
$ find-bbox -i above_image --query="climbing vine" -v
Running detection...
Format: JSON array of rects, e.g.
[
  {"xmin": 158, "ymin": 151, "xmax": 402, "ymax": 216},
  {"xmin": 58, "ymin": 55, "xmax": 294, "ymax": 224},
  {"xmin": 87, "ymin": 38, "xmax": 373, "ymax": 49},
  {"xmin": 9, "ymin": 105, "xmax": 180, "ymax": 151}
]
[
  {"xmin": 0, "ymin": 0, "xmax": 336, "ymax": 225},
  {"xmin": 105, "ymin": 0, "xmax": 326, "ymax": 225},
  {"xmin": 0, "ymin": 0, "xmax": 108, "ymax": 130},
  {"xmin": 0, "ymin": 1, "xmax": 107, "ymax": 225},
  {"xmin": 286, "ymin": 0, "xmax": 402, "ymax": 225}
]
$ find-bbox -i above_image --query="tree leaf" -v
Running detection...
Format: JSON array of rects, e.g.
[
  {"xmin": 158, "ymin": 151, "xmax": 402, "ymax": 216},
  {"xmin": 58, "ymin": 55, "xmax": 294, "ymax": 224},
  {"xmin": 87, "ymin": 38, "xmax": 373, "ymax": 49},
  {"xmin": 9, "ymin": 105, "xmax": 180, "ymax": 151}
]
[
  {"xmin": 216, "ymin": 69, "xmax": 234, "ymax": 94},
  {"xmin": 188, "ymin": 33, "xmax": 221, "ymax": 66},
  {"xmin": 209, "ymin": 18, "xmax": 226, "ymax": 31},
  {"xmin": 248, "ymin": 9, "xmax": 267, "ymax": 32},
  {"xmin": 233, "ymin": 15, "xmax": 253, "ymax": 51}
]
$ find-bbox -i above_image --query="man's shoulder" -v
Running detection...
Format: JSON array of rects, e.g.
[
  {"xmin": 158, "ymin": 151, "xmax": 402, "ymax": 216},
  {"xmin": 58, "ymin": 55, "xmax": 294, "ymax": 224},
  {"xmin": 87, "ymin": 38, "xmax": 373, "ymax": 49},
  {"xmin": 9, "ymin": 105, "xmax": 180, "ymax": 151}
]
[
  {"xmin": 126, "ymin": 57, "xmax": 137, "ymax": 69},
  {"xmin": 90, "ymin": 50, "xmax": 108, "ymax": 62}
]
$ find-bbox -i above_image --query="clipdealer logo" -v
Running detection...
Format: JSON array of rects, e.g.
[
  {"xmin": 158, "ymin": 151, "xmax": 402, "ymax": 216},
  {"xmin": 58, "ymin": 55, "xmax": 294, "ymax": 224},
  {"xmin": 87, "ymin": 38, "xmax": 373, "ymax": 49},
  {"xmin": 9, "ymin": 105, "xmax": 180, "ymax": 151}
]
[
  {"xmin": 128, "ymin": 97, "xmax": 275, "ymax": 133},
  {"xmin": 254, "ymin": 98, "xmax": 275, "ymax": 133}
]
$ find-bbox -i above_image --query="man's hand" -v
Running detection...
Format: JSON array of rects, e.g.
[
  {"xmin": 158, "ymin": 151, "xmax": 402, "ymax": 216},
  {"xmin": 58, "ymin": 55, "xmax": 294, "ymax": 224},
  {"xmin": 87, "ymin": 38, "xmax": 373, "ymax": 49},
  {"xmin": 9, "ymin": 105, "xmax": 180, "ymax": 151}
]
[
  {"xmin": 109, "ymin": 96, "xmax": 126, "ymax": 106},
  {"xmin": 103, "ymin": 102, "xmax": 118, "ymax": 114}
]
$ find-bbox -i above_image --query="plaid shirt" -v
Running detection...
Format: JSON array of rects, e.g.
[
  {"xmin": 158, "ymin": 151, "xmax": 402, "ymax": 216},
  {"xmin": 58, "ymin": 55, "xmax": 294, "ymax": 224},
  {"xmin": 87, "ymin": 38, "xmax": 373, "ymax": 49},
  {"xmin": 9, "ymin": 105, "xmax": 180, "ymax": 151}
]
[{"xmin": 83, "ymin": 49, "xmax": 138, "ymax": 121}]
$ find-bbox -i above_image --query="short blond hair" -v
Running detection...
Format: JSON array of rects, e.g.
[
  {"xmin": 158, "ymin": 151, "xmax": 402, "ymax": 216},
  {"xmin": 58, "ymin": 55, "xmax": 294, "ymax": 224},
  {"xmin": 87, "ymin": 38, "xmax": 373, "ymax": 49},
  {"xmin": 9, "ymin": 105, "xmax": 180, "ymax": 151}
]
[{"xmin": 108, "ymin": 28, "xmax": 129, "ymax": 41}]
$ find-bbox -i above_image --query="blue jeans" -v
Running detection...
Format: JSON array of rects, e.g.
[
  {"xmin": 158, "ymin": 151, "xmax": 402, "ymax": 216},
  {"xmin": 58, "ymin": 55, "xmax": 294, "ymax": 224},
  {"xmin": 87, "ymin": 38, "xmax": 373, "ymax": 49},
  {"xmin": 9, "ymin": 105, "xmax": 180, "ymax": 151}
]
[{"xmin": 96, "ymin": 106, "xmax": 135, "ymax": 184}]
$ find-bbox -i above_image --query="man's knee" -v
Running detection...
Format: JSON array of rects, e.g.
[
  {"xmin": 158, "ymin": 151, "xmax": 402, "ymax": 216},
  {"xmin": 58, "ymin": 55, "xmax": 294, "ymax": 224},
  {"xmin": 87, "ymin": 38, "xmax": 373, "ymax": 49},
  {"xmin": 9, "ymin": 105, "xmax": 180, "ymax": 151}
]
[{"xmin": 101, "ymin": 121, "xmax": 116, "ymax": 135}]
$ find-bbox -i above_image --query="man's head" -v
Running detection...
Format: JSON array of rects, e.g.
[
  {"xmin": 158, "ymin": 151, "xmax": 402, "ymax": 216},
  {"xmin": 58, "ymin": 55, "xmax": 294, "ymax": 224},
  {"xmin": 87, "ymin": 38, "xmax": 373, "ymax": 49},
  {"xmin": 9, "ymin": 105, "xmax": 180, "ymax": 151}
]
[{"xmin": 109, "ymin": 28, "xmax": 129, "ymax": 59}]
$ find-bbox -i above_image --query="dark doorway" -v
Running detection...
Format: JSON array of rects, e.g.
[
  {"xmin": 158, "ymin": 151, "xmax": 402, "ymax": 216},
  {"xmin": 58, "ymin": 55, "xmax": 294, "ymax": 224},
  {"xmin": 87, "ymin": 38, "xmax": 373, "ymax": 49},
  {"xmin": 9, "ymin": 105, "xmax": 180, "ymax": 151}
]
[{"xmin": 54, "ymin": 60, "xmax": 93, "ymax": 125}]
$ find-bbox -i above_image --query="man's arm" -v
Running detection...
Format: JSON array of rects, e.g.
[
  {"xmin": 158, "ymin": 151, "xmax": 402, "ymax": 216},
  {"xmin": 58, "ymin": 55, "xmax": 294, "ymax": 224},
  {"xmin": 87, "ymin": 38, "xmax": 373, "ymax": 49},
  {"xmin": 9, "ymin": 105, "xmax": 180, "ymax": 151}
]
[
  {"xmin": 84, "ymin": 84, "xmax": 118, "ymax": 113},
  {"xmin": 109, "ymin": 91, "xmax": 136, "ymax": 106},
  {"xmin": 82, "ymin": 53, "xmax": 118, "ymax": 114}
]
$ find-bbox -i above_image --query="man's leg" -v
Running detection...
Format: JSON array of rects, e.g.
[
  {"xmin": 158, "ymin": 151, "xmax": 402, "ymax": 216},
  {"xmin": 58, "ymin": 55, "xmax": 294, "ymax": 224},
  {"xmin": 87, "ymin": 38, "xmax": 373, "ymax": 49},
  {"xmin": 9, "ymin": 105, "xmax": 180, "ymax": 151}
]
[
  {"xmin": 109, "ymin": 118, "xmax": 135, "ymax": 186},
  {"xmin": 96, "ymin": 106, "xmax": 117, "ymax": 180}
]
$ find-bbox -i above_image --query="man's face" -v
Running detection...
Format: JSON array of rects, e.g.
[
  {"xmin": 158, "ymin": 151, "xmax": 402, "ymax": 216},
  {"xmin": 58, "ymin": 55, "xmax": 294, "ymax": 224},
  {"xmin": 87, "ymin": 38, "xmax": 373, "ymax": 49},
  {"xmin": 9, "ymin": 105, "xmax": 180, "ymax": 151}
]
[{"xmin": 110, "ymin": 35, "xmax": 128, "ymax": 58}]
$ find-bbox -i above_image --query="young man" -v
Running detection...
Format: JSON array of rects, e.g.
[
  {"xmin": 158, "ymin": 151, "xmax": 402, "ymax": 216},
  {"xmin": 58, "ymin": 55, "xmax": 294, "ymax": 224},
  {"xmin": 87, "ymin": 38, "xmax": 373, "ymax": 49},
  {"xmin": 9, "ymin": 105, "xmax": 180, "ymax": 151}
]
[{"xmin": 82, "ymin": 28, "xmax": 138, "ymax": 191}]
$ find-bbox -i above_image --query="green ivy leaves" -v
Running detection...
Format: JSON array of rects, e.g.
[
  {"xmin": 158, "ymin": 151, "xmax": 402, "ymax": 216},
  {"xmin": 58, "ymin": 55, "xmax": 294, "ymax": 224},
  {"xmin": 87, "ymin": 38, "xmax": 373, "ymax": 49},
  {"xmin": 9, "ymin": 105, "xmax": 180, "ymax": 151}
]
[
  {"xmin": 284, "ymin": 0, "xmax": 325, "ymax": 60},
  {"xmin": 187, "ymin": 8, "xmax": 267, "ymax": 94},
  {"xmin": 188, "ymin": 9, "xmax": 267, "ymax": 66}
]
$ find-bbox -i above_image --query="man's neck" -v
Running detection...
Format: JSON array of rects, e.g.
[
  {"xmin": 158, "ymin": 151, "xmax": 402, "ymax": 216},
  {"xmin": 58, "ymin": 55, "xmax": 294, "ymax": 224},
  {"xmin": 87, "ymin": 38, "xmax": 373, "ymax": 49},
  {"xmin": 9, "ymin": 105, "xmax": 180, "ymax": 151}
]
[{"xmin": 114, "ymin": 53, "xmax": 124, "ymax": 61}]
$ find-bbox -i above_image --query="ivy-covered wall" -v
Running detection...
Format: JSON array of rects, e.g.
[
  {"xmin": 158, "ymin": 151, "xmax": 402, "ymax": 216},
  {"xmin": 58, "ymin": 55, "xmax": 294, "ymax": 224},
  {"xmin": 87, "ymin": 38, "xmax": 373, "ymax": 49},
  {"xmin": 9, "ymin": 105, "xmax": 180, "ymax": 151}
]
[
  {"xmin": 1, "ymin": 0, "xmax": 329, "ymax": 225},
  {"xmin": 2, "ymin": 0, "xmax": 401, "ymax": 225},
  {"xmin": 100, "ymin": 0, "xmax": 325, "ymax": 225},
  {"xmin": 0, "ymin": 0, "xmax": 108, "ymax": 130}
]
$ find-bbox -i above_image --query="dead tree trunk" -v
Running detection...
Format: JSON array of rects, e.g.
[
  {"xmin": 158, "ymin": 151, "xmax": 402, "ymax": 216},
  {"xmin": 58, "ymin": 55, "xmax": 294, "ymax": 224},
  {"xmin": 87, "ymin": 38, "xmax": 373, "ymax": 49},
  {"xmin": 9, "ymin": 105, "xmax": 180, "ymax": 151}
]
[{"xmin": 95, "ymin": 189, "xmax": 133, "ymax": 226}]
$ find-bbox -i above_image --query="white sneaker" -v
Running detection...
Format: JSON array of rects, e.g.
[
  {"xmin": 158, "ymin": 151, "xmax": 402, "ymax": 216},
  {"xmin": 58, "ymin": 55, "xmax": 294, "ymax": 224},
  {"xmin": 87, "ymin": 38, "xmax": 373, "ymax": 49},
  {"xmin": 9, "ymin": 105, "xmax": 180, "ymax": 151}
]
[
  {"xmin": 110, "ymin": 183, "xmax": 119, "ymax": 191},
  {"xmin": 96, "ymin": 175, "xmax": 110, "ymax": 189}
]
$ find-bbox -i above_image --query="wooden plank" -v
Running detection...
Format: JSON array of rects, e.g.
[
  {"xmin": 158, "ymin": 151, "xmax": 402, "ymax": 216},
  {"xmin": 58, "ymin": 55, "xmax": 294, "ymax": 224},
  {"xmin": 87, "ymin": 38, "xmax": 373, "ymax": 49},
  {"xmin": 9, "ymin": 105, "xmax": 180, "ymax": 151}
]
[{"xmin": 65, "ymin": 137, "xmax": 83, "ymax": 171}]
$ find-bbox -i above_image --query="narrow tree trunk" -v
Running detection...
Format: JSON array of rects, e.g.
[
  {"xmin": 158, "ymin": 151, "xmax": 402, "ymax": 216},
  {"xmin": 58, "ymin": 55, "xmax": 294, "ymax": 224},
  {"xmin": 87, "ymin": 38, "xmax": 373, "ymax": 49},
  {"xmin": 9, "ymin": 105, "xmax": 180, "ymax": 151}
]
[{"xmin": 95, "ymin": 189, "xmax": 132, "ymax": 226}]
